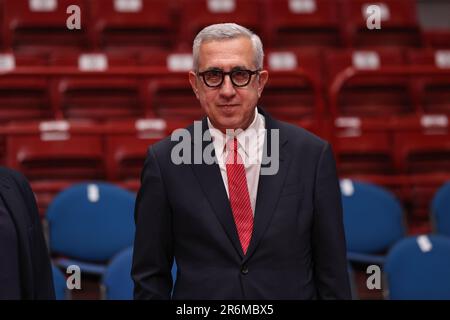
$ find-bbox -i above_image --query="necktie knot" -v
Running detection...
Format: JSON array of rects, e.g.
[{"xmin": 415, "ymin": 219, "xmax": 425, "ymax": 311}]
[{"xmin": 226, "ymin": 137, "xmax": 239, "ymax": 164}]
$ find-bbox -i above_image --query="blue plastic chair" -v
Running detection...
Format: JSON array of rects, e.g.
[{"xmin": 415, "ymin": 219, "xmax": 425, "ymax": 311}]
[
  {"xmin": 340, "ymin": 179, "xmax": 406, "ymax": 264},
  {"xmin": 52, "ymin": 264, "xmax": 68, "ymax": 300},
  {"xmin": 102, "ymin": 247, "xmax": 134, "ymax": 300},
  {"xmin": 46, "ymin": 182, "xmax": 135, "ymax": 275},
  {"xmin": 384, "ymin": 235, "xmax": 450, "ymax": 299},
  {"xmin": 102, "ymin": 247, "xmax": 177, "ymax": 300},
  {"xmin": 431, "ymin": 182, "xmax": 450, "ymax": 236}
]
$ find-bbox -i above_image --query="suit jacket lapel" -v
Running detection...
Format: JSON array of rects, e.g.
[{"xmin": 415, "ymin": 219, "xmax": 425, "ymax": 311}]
[
  {"xmin": 0, "ymin": 175, "xmax": 34, "ymax": 298},
  {"xmin": 244, "ymin": 110, "xmax": 290, "ymax": 262},
  {"xmin": 188, "ymin": 111, "xmax": 290, "ymax": 261},
  {"xmin": 189, "ymin": 118, "xmax": 244, "ymax": 258}
]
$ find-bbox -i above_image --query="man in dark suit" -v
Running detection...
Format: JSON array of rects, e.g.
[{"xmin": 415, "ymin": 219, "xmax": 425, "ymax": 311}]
[
  {"xmin": 132, "ymin": 23, "xmax": 350, "ymax": 299},
  {"xmin": 0, "ymin": 167, "xmax": 55, "ymax": 299}
]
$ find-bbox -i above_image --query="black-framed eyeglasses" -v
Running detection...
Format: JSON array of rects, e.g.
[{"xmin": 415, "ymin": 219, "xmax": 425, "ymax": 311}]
[{"xmin": 197, "ymin": 68, "xmax": 260, "ymax": 88}]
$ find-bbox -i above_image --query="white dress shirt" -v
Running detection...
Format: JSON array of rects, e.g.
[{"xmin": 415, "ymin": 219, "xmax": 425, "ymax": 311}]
[{"xmin": 207, "ymin": 108, "xmax": 266, "ymax": 215}]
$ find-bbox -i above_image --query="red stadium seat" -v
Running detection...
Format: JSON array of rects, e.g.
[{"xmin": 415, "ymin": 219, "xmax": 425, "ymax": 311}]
[
  {"xmin": 333, "ymin": 132, "xmax": 395, "ymax": 176},
  {"xmin": 2, "ymin": 0, "xmax": 91, "ymax": 53},
  {"xmin": 325, "ymin": 48, "xmax": 418, "ymax": 132},
  {"xmin": 49, "ymin": 52, "xmax": 143, "ymax": 120},
  {"xmin": 5, "ymin": 120, "xmax": 106, "ymax": 215},
  {"xmin": 423, "ymin": 30, "xmax": 450, "ymax": 49},
  {"xmin": 5, "ymin": 121, "xmax": 105, "ymax": 180},
  {"xmin": 265, "ymin": 0, "xmax": 342, "ymax": 48},
  {"xmin": 406, "ymin": 49, "xmax": 450, "ymax": 115},
  {"xmin": 91, "ymin": 0, "xmax": 175, "ymax": 52},
  {"xmin": 149, "ymin": 78, "xmax": 202, "ymax": 122},
  {"xmin": 389, "ymin": 130, "xmax": 450, "ymax": 225},
  {"xmin": 5, "ymin": 120, "xmax": 107, "ymax": 213},
  {"xmin": 0, "ymin": 52, "xmax": 53, "ymax": 123},
  {"xmin": 342, "ymin": 0, "xmax": 422, "ymax": 47},
  {"xmin": 139, "ymin": 50, "xmax": 201, "ymax": 123},
  {"xmin": 177, "ymin": 0, "xmax": 263, "ymax": 50},
  {"xmin": 394, "ymin": 131, "xmax": 450, "ymax": 175},
  {"xmin": 260, "ymin": 48, "xmax": 324, "ymax": 133},
  {"xmin": 104, "ymin": 119, "xmax": 165, "ymax": 181}
]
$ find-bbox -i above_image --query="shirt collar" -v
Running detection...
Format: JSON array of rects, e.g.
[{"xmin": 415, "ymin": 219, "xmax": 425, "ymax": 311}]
[{"xmin": 207, "ymin": 107, "xmax": 264, "ymax": 162}]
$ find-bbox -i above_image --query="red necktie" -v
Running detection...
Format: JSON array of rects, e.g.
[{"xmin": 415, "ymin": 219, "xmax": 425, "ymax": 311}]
[{"xmin": 226, "ymin": 137, "xmax": 254, "ymax": 254}]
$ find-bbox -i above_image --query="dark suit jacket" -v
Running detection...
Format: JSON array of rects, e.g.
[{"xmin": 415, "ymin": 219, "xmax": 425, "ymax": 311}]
[
  {"xmin": 0, "ymin": 167, "xmax": 55, "ymax": 299},
  {"xmin": 132, "ymin": 109, "xmax": 351, "ymax": 299}
]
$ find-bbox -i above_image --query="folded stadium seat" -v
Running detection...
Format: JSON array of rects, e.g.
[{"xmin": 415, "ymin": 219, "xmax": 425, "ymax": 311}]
[
  {"xmin": 2, "ymin": 0, "xmax": 91, "ymax": 53},
  {"xmin": 101, "ymin": 246, "xmax": 177, "ymax": 299},
  {"xmin": 393, "ymin": 132, "xmax": 450, "ymax": 226},
  {"xmin": 384, "ymin": 235, "xmax": 450, "ymax": 299},
  {"xmin": 259, "ymin": 48, "xmax": 324, "ymax": 135},
  {"xmin": 176, "ymin": 0, "xmax": 263, "ymax": 50},
  {"xmin": 423, "ymin": 30, "xmax": 450, "ymax": 49},
  {"xmin": 394, "ymin": 131, "xmax": 450, "ymax": 175},
  {"xmin": 5, "ymin": 120, "xmax": 106, "ymax": 216},
  {"xmin": 49, "ymin": 52, "xmax": 144, "ymax": 121},
  {"xmin": 406, "ymin": 49, "xmax": 450, "ymax": 116},
  {"xmin": 104, "ymin": 118, "xmax": 167, "ymax": 181},
  {"xmin": 0, "ymin": 52, "xmax": 53, "ymax": 123},
  {"xmin": 431, "ymin": 182, "xmax": 450, "ymax": 237},
  {"xmin": 265, "ymin": 0, "xmax": 343, "ymax": 48},
  {"xmin": 91, "ymin": 0, "xmax": 176, "ymax": 53},
  {"xmin": 341, "ymin": 0, "xmax": 422, "ymax": 48},
  {"xmin": 340, "ymin": 179, "xmax": 406, "ymax": 265},
  {"xmin": 139, "ymin": 51, "xmax": 203, "ymax": 123},
  {"xmin": 46, "ymin": 182, "xmax": 136, "ymax": 275},
  {"xmin": 325, "ymin": 48, "xmax": 419, "ymax": 132},
  {"xmin": 333, "ymin": 132, "xmax": 395, "ymax": 176}
]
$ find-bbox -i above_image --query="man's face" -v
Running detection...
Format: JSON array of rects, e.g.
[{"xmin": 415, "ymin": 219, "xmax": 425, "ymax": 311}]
[{"xmin": 189, "ymin": 37, "xmax": 269, "ymax": 132}]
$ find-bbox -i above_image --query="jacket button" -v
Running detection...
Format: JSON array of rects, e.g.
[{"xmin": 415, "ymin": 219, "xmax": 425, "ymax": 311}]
[{"xmin": 241, "ymin": 265, "xmax": 249, "ymax": 275}]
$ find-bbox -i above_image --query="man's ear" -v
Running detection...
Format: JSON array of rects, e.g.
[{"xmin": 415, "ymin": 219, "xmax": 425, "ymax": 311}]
[
  {"xmin": 189, "ymin": 71, "xmax": 200, "ymax": 99},
  {"xmin": 257, "ymin": 70, "xmax": 269, "ymax": 98}
]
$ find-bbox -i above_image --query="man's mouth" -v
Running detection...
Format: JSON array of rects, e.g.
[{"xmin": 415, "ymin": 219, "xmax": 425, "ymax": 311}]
[{"xmin": 217, "ymin": 104, "xmax": 239, "ymax": 108}]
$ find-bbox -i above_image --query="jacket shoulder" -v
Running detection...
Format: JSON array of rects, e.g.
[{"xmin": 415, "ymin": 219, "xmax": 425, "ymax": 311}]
[{"xmin": 0, "ymin": 167, "xmax": 28, "ymax": 186}]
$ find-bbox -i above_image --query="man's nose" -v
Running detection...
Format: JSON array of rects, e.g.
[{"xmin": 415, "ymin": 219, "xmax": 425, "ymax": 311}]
[{"xmin": 219, "ymin": 74, "xmax": 237, "ymax": 98}]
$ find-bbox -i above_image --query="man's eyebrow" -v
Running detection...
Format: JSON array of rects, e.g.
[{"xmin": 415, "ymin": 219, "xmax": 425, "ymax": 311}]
[
  {"xmin": 231, "ymin": 65, "xmax": 249, "ymax": 70},
  {"xmin": 202, "ymin": 67, "xmax": 223, "ymax": 72},
  {"xmin": 202, "ymin": 65, "xmax": 250, "ymax": 72}
]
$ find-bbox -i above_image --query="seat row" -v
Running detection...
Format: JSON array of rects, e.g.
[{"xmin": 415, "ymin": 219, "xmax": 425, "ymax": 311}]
[{"xmin": 0, "ymin": 0, "xmax": 436, "ymax": 53}]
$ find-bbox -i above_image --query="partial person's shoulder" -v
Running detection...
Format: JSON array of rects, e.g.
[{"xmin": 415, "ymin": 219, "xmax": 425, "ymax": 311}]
[{"xmin": 0, "ymin": 166, "xmax": 28, "ymax": 186}]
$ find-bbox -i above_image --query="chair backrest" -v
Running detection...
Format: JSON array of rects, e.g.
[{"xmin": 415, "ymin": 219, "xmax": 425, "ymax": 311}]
[
  {"xmin": 384, "ymin": 235, "xmax": 450, "ymax": 299},
  {"xmin": 52, "ymin": 264, "xmax": 67, "ymax": 300},
  {"xmin": 342, "ymin": 0, "xmax": 421, "ymax": 47},
  {"xmin": 431, "ymin": 182, "xmax": 450, "ymax": 236},
  {"xmin": 91, "ymin": 0, "xmax": 175, "ymax": 51},
  {"xmin": 394, "ymin": 132, "xmax": 450, "ymax": 174},
  {"xmin": 102, "ymin": 246, "xmax": 134, "ymax": 300},
  {"xmin": 3, "ymin": 0, "xmax": 91, "ymax": 53},
  {"xmin": 341, "ymin": 179, "xmax": 405, "ymax": 254},
  {"xmin": 177, "ymin": 0, "xmax": 263, "ymax": 49},
  {"xmin": 47, "ymin": 182, "xmax": 135, "ymax": 262},
  {"xmin": 102, "ymin": 247, "xmax": 177, "ymax": 300},
  {"xmin": 265, "ymin": 0, "xmax": 342, "ymax": 48}
]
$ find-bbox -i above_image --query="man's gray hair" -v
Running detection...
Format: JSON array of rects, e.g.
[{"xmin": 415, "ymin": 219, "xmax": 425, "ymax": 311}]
[{"xmin": 192, "ymin": 23, "xmax": 264, "ymax": 72}]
